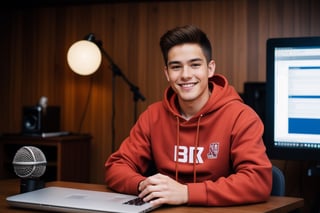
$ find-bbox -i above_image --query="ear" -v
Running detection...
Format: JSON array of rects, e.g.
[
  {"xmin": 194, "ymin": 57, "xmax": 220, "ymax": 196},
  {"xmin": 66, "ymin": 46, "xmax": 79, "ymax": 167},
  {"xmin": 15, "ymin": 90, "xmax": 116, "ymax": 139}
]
[
  {"xmin": 207, "ymin": 60, "xmax": 216, "ymax": 78},
  {"xmin": 163, "ymin": 66, "xmax": 170, "ymax": 81}
]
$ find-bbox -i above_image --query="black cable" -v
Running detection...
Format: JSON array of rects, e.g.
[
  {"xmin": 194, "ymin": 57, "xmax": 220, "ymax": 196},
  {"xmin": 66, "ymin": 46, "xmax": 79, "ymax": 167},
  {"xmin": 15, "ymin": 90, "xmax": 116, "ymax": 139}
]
[{"xmin": 77, "ymin": 75, "xmax": 94, "ymax": 133}]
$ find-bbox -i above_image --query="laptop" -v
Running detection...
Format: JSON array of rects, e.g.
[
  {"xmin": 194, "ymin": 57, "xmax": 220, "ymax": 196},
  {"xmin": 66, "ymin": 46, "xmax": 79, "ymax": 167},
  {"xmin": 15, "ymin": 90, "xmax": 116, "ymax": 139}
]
[{"xmin": 6, "ymin": 186, "xmax": 160, "ymax": 213}]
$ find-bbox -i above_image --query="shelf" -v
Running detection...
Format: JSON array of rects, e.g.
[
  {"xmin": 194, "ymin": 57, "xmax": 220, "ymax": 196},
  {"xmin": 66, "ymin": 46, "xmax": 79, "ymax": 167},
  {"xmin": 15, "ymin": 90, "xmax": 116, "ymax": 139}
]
[{"xmin": 0, "ymin": 134, "xmax": 91, "ymax": 182}]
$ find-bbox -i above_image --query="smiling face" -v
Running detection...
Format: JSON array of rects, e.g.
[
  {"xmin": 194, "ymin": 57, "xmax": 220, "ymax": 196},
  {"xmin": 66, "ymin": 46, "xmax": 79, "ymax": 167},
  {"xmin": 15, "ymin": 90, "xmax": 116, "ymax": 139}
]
[{"xmin": 164, "ymin": 43, "xmax": 215, "ymax": 112}]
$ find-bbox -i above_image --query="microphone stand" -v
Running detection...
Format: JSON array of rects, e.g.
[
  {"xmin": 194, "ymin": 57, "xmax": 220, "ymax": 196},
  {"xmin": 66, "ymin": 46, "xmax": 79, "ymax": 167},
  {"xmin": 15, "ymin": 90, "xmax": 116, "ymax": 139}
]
[{"xmin": 86, "ymin": 34, "xmax": 146, "ymax": 153}]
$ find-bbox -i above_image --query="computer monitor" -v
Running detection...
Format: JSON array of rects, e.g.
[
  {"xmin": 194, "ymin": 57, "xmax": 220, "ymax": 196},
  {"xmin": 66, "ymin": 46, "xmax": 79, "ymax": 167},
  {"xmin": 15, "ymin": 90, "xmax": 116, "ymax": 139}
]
[{"xmin": 265, "ymin": 36, "xmax": 320, "ymax": 160}]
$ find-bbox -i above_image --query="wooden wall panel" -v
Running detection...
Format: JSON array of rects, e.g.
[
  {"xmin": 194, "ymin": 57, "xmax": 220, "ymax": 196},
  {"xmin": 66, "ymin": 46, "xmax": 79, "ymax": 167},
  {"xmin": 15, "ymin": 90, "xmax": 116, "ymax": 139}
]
[{"xmin": 0, "ymin": 1, "xmax": 320, "ymax": 211}]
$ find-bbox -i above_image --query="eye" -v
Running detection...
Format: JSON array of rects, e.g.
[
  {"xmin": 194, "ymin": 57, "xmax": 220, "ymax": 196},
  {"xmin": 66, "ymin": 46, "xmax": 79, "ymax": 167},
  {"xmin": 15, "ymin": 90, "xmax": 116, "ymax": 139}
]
[
  {"xmin": 170, "ymin": 65, "xmax": 182, "ymax": 71},
  {"xmin": 191, "ymin": 63, "xmax": 201, "ymax": 69}
]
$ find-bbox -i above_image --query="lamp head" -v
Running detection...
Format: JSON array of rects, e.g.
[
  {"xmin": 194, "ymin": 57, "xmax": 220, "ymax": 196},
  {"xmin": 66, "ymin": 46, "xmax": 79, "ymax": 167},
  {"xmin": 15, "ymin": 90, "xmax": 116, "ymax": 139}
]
[{"xmin": 67, "ymin": 37, "xmax": 102, "ymax": 76}]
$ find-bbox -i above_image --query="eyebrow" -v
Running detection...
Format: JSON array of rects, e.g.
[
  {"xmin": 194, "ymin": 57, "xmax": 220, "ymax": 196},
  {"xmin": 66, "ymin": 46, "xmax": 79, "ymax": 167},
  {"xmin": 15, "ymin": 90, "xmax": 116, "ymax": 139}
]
[{"xmin": 167, "ymin": 58, "xmax": 203, "ymax": 66}]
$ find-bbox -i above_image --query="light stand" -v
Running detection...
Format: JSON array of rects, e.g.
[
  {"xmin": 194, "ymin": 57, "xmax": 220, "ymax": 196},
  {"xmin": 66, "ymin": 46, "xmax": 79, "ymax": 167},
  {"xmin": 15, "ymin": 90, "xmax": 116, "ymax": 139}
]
[{"xmin": 67, "ymin": 33, "xmax": 145, "ymax": 153}]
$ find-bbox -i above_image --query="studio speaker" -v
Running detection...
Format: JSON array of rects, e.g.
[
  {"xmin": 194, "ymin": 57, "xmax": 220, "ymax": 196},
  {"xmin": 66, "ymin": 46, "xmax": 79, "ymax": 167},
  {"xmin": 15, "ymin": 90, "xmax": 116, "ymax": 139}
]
[
  {"xmin": 22, "ymin": 106, "xmax": 60, "ymax": 134},
  {"xmin": 243, "ymin": 82, "xmax": 266, "ymax": 124}
]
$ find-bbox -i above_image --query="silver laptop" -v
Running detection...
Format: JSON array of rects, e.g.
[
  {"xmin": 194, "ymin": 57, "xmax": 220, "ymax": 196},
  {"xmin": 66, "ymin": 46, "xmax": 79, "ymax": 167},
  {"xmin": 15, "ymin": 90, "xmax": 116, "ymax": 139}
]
[{"xmin": 6, "ymin": 186, "xmax": 160, "ymax": 213}]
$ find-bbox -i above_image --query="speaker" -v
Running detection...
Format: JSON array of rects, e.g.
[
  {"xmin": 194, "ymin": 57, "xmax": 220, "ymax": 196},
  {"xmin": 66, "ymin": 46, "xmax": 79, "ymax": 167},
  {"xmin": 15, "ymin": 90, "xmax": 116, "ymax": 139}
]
[
  {"xmin": 243, "ymin": 82, "xmax": 266, "ymax": 124},
  {"xmin": 22, "ymin": 106, "xmax": 60, "ymax": 134}
]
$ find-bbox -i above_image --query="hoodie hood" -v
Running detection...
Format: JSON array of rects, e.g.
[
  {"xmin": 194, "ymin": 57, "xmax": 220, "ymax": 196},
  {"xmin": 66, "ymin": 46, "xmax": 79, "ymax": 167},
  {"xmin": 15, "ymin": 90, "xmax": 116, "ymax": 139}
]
[{"xmin": 162, "ymin": 74, "xmax": 243, "ymax": 119}]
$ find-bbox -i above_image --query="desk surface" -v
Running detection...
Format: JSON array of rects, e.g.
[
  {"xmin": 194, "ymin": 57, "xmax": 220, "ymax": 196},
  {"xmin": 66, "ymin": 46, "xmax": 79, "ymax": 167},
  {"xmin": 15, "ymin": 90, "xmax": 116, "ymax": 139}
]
[{"xmin": 0, "ymin": 179, "xmax": 303, "ymax": 213}]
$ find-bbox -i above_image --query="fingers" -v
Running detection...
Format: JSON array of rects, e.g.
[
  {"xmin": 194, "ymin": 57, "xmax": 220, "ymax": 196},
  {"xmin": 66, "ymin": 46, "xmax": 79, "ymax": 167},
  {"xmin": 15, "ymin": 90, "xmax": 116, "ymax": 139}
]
[
  {"xmin": 139, "ymin": 174, "xmax": 167, "ymax": 191},
  {"xmin": 141, "ymin": 183, "xmax": 168, "ymax": 198},
  {"xmin": 137, "ymin": 173, "xmax": 188, "ymax": 205},
  {"xmin": 138, "ymin": 174, "xmax": 168, "ymax": 200}
]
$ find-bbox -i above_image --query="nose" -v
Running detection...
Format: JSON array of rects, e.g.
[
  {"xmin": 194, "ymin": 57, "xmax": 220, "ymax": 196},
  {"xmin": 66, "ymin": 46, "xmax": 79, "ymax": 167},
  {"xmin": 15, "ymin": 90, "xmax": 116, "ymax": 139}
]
[{"xmin": 181, "ymin": 65, "xmax": 192, "ymax": 79}]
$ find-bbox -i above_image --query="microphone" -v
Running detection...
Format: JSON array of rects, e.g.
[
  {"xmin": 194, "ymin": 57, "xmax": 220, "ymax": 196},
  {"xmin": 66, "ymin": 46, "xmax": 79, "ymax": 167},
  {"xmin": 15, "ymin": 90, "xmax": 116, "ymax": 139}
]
[
  {"xmin": 38, "ymin": 96, "xmax": 48, "ymax": 108},
  {"xmin": 38, "ymin": 96, "xmax": 48, "ymax": 113},
  {"xmin": 12, "ymin": 146, "xmax": 47, "ymax": 193}
]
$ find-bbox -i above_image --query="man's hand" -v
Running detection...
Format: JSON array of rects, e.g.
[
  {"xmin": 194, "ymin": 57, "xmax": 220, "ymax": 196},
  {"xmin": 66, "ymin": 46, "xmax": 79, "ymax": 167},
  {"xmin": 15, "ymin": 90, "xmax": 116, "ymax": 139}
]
[{"xmin": 138, "ymin": 173, "xmax": 188, "ymax": 206}]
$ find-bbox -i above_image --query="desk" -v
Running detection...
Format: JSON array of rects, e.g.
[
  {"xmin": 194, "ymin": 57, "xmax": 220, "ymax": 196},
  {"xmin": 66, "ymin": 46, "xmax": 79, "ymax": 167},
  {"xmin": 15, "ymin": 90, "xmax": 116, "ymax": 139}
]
[{"xmin": 1, "ymin": 179, "xmax": 303, "ymax": 213}]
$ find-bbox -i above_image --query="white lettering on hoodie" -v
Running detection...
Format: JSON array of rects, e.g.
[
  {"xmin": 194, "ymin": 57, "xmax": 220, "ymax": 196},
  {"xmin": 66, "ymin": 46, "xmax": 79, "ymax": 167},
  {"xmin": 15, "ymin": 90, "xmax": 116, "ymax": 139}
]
[{"xmin": 174, "ymin": 145, "xmax": 204, "ymax": 163}]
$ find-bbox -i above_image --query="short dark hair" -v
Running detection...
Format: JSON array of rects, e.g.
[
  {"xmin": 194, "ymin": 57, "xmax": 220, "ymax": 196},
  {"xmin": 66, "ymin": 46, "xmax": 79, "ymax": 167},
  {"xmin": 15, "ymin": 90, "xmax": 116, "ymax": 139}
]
[{"xmin": 159, "ymin": 25, "xmax": 212, "ymax": 65}]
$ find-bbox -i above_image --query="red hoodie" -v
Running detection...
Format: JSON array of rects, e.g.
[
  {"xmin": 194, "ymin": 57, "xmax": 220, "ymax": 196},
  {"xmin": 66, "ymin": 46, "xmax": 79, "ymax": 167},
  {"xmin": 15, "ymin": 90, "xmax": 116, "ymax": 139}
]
[{"xmin": 105, "ymin": 74, "xmax": 272, "ymax": 206}]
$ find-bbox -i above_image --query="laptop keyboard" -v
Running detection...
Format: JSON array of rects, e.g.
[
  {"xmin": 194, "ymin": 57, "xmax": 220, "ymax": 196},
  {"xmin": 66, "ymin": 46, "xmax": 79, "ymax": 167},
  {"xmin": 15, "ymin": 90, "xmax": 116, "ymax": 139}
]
[{"xmin": 123, "ymin": 197, "xmax": 147, "ymax": 206}]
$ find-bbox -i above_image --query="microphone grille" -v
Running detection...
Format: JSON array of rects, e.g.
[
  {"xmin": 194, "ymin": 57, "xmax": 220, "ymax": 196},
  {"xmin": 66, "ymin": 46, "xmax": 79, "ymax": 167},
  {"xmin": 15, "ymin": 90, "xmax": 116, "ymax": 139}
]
[{"xmin": 12, "ymin": 146, "xmax": 47, "ymax": 178}]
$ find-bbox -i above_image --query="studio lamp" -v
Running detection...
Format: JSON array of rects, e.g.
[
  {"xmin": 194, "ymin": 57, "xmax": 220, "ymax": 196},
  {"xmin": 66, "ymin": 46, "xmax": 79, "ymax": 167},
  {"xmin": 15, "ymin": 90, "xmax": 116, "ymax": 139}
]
[
  {"xmin": 67, "ymin": 33, "xmax": 145, "ymax": 152},
  {"xmin": 67, "ymin": 39, "xmax": 102, "ymax": 76}
]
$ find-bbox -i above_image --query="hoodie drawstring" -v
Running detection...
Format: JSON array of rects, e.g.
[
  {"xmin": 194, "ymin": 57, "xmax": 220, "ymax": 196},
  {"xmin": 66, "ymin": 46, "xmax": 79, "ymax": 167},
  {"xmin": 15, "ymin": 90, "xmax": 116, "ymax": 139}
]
[
  {"xmin": 175, "ymin": 115, "xmax": 203, "ymax": 183},
  {"xmin": 175, "ymin": 116, "xmax": 180, "ymax": 181},
  {"xmin": 193, "ymin": 115, "xmax": 202, "ymax": 182}
]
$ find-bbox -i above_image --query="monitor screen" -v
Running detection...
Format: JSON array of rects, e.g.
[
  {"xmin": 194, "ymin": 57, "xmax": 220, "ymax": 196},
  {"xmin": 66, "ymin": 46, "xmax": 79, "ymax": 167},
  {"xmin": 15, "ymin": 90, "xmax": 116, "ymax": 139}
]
[{"xmin": 265, "ymin": 36, "xmax": 320, "ymax": 160}]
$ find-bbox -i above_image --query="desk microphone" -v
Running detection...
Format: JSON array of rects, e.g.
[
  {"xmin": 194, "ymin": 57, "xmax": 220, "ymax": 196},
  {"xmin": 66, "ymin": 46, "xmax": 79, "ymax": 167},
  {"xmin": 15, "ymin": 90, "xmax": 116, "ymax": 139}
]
[
  {"xmin": 12, "ymin": 146, "xmax": 47, "ymax": 193},
  {"xmin": 38, "ymin": 96, "xmax": 48, "ymax": 113}
]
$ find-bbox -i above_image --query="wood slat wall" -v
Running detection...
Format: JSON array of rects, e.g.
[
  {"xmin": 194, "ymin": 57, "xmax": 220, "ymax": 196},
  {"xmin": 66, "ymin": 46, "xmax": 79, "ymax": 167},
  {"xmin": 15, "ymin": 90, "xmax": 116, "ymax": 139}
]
[{"xmin": 0, "ymin": 1, "xmax": 319, "ymax": 211}]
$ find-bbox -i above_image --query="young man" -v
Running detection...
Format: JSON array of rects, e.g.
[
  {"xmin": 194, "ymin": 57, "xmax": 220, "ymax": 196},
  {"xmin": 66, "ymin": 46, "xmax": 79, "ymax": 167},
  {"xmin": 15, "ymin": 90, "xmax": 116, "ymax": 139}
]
[{"xmin": 105, "ymin": 25, "xmax": 272, "ymax": 207}]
